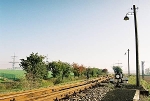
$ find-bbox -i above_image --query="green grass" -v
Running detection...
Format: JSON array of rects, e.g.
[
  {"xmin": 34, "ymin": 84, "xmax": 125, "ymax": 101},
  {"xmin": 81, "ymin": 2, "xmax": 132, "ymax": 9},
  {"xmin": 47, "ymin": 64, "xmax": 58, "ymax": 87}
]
[
  {"xmin": 128, "ymin": 75, "xmax": 150, "ymax": 100},
  {"xmin": 0, "ymin": 69, "xmax": 53, "ymax": 80},
  {"xmin": 0, "ymin": 69, "xmax": 25, "ymax": 78},
  {"xmin": 128, "ymin": 75, "xmax": 150, "ymax": 91}
]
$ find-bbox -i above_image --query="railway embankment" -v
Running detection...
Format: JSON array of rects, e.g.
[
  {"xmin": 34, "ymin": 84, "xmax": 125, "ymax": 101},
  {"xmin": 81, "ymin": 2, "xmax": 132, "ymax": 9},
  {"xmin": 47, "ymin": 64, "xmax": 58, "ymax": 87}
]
[
  {"xmin": 60, "ymin": 83, "xmax": 139, "ymax": 101},
  {"xmin": 60, "ymin": 81, "xmax": 149, "ymax": 101},
  {"xmin": 0, "ymin": 75, "xmax": 149, "ymax": 101}
]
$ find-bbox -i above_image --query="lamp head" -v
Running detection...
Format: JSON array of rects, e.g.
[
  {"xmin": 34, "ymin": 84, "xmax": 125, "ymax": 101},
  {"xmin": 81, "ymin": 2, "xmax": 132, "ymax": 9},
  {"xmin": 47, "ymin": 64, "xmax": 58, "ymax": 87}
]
[{"xmin": 124, "ymin": 15, "xmax": 129, "ymax": 21}]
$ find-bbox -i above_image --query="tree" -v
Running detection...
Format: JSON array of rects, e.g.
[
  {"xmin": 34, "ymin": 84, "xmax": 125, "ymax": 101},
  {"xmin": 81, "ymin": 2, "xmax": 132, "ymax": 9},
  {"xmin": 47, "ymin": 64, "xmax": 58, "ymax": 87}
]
[
  {"xmin": 72, "ymin": 63, "xmax": 86, "ymax": 78},
  {"xmin": 87, "ymin": 68, "xmax": 102, "ymax": 77},
  {"xmin": 87, "ymin": 68, "xmax": 93, "ymax": 77},
  {"xmin": 112, "ymin": 66, "xmax": 122, "ymax": 73},
  {"xmin": 20, "ymin": 53, "xmax": 48, "ymax": 80},
  {"xmin": 59, "ymin": 61, "xmax": 71, "ymax": 80},
  {"xmin": 102, "ymin": 69, "xmax": 108, "ymax": 74},
  {"xmin": 72, "ymin": 63, "xmax": 79, "ymax": 78},
  {"xmin": 86, "ymin": 68, "xmax": 90, "ymax": 79},
  {"xmin": 78, "ymin": 65, "xmax": 86, "ymax": 77},
  {"xmin": 47, "ymin": 61, "xmax": 71, "ymax": 80},
  {"xmin": 47, "ymin": 61, "xmax": 60, "ymax": 78},
  {"xmin": 20, "ymin": 53, "xmax": 48, "ymax": 88},
  {"xmin": 97, "ymin": 68, "xmax": 102, "ymax": 76}
]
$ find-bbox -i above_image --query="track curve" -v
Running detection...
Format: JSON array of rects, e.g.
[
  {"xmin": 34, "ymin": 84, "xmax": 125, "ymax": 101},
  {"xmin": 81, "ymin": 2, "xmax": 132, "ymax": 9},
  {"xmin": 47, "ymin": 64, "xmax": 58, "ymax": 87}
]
[{"xmin": 0, "ymin": 75, "xmax": 113, "ymax": 101}]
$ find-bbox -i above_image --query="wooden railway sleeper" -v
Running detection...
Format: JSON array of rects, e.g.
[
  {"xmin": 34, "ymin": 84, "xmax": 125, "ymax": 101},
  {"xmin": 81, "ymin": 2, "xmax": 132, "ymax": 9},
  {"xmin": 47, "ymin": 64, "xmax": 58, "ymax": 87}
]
[
  {"xmin": 0, "ymin": 83, "xmax": 86, "ymax": 101},
  {"xmin": 0, "ymin": 81, "xmax": 85, "ymax": 99},
  {"xmin": 24, "ymin": 84, "xmax": 89, "ymax": 101},
  {"xmin": 35, "ymin": 84, "xmax": 93, "ymax": 101}
]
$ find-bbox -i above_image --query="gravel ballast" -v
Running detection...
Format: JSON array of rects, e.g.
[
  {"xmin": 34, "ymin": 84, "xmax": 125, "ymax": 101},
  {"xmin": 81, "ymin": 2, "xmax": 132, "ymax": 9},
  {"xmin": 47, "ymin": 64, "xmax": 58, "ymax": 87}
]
[{"xmin": 60, "ymin": 83, "xmax": 137, "ymax": 101}]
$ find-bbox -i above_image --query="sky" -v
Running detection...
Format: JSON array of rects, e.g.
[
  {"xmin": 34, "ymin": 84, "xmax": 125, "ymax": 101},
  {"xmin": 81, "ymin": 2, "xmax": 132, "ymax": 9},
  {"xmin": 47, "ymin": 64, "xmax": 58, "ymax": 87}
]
[{"xmin": 0, "ymin": 0, "xmax": 150, "ymax": 73}]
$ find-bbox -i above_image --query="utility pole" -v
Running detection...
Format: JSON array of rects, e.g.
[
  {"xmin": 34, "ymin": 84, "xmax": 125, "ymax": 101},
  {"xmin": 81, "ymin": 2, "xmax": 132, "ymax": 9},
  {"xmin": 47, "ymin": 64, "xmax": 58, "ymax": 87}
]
[
  {"xmin": 133, "ymin": 5, "xmax": 140, "ymax": 87},
  {"xmin": 141, "ymin": 61, "xmax": 145, "ymax": 80},
  {"xmin": 127, "ymin": 49, "xmax": 130, "ymax": 76},
  {"xmin": 125, "ymin": 49, "xmax": 130, "ymax": 76},
  {"xmin": 124, "ymin": 5, "xmax": 140, "ymax": 86},
  {"xmin": 9, "ymin": 53, "xmax": 19, "ymax": 70}
]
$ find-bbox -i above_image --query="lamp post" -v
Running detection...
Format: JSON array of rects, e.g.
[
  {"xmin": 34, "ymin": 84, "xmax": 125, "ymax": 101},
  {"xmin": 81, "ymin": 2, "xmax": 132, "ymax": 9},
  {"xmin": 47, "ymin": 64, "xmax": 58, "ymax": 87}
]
[
  {"xmin": 125, "ymin": 49, "xmax": 130, "ymax": 76},
  {"xmin": 141, "ymin": 61, "xmax": 145, "ymax": 80},
  {"xmin": 127, "ymin": 49, "xmax": 130, "ymax": 76},
  {"xmin": 124, "ymin": 5, "xmax": 140, "ymax": 87}
]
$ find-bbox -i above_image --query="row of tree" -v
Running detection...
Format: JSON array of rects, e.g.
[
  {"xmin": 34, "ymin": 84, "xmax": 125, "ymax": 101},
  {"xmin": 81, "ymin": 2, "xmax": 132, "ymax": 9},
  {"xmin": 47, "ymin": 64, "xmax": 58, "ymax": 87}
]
[{"xmin": 20, "ymin": 53, "xmax": 108, "ymax": 82}]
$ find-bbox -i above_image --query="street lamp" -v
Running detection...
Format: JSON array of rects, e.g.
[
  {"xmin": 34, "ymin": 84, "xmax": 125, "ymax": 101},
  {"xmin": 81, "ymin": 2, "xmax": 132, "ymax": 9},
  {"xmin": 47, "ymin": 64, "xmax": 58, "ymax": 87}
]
[
  {"xmin": 124, "ymin": 15, "xmax": 129, "ymax": 20},
  {"xmin": 124, "ymin": 5, "xmax": 140, "ymax": 87}
]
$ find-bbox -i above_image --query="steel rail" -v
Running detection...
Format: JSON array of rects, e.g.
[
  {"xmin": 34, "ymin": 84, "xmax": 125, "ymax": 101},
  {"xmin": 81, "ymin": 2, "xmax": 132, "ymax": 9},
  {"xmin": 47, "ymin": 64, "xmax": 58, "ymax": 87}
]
[
  {"xmin": 30, "ymin": 76, "xmax": 111, "ymax": 101},
  {"xmin": 0, "ymin": 80, "xmax": 86, "ymax": 100},
  {"xmin": 0, "ymin": 82, "xmax": 85, "ymax": 101}
]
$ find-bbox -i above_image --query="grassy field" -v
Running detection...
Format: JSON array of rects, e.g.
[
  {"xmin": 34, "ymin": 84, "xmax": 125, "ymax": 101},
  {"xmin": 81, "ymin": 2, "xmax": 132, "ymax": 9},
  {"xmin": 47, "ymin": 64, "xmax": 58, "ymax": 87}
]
[
  {"xmin": 128, "ymin": 75, "xmax": 150, "ymax": 101},
  {"xmin": 0, "ymin": 69, "xmax": 25, "ymax": 79},
  {"xmin": 143, "ymin": 75, "xmax": 150, "ymax": 83},
  {"xmin": 0, "ymin": 69, "xmax": 52, "ymax": 80}
]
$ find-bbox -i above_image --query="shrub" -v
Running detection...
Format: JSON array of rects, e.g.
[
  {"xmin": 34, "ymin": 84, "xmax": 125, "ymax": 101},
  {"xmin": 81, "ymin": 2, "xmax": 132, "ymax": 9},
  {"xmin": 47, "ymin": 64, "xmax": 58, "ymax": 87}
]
[{"xmin": 53, "ymin": 77, "xmax": 63, "ymax": 85}]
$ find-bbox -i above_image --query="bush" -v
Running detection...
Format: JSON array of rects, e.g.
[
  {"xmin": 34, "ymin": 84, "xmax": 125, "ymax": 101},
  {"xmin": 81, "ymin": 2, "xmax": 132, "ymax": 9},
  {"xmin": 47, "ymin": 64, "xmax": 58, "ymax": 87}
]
[
  {"xmin": 0, "ymin": 83, "xmax": 6, "ymax": 90},
  {"xmin": 41, "ymin": 79, "xmax": 54, "ymax": 87},
  {"xmin": 53, "ymin": 77, "xmax": 63, "ymax": 85}
]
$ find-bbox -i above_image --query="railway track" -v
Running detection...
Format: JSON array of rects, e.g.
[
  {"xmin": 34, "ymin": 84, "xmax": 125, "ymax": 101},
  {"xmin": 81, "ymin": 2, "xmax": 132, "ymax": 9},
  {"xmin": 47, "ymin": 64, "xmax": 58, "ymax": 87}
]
[{"xmin": 0, "ymin": 75, "xmax": 113, "ymax": 101}]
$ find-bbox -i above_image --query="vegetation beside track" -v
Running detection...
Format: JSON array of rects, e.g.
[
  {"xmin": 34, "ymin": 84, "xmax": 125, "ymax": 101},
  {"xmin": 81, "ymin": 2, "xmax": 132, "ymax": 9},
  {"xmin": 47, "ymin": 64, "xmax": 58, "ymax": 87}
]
[
  {"xmin": 128, "ymin": 75, "xmax": 150, "ymax": 91},
  {"xmin": 0, "ymin": 74, "xmax": 110, "ymax": 94},
  {"xmin": 128, "ymin": 75, "xmax": 150, "ymax": 100},
  {"xmin": 0, "ymin": 76, "xmax": 87, "ymax": 94},
  {"xmin": 0, "ymin": 52, "xmax": 109, "ymax": 94},
  {"xmin": 0, "ymin": 53, "xmax": 108, "ymax": 93},
  {"xmin": 0, "ymin": 76, "xmax": 112, "ymax": 101}
]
